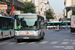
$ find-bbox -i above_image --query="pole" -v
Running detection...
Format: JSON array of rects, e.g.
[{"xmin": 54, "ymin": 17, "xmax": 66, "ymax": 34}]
[{"xmin": 13, "ymin": 0, "xmax": 14, "ymax": 5}]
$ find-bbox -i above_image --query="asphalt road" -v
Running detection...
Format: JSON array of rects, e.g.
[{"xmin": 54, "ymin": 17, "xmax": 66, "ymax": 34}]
[{"xmin": 0, "ymin": 29, "xmax": 75, "ymax": 50}]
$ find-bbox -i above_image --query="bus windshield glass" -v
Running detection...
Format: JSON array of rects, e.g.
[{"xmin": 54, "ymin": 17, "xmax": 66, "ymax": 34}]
[{"xmin": 16, "ymin": 15, "xmax": 38, "ymax": 30}]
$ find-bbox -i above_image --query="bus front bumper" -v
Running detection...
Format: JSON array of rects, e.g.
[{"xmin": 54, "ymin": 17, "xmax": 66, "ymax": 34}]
[{"xmin": 14, "ymin": 35, "xmax": 41, "ymax": 39}]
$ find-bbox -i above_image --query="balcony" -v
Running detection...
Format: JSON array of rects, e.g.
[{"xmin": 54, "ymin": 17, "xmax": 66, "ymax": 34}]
[{"xmin": 0, "ymin": 0, "xmax": 24, "ymax": 8}]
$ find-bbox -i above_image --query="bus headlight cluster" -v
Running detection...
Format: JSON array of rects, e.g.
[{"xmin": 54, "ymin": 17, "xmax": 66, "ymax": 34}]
[
  {"xmin": 15, "ymin": 31, "xmax": 20, "ymax": 36},
  {"xmin": 33, "ymin": 31, "xmax": 39, "ymax": 36}
]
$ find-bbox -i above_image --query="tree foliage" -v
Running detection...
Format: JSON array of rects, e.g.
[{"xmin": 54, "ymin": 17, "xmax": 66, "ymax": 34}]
[
  {"xmin": 24, "ymin": 1, "xmax": 36, "ymax": 13},
  {"xmin": 46, "ymin": 9, "xmax": 54, "ymax": 20},
  {"xmin": 72, "ymin": 7, "xmax": 75, "ymax": 15}
]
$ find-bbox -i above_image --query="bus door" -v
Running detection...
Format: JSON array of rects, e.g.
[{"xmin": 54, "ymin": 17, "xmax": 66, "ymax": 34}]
[
  {"xmin": 0, "ymin": 20, "xmax": 2, "ymax": 38},
  {"xmin": 39, "ymin": 21, "xmax": 44, "ymax": 34},
  {"xmin": 38, "ymin": 17, "xmax": 44, "ymax": 34}
]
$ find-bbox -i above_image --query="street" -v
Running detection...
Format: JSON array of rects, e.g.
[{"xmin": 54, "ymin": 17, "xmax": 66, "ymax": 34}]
[
  {"xmin": 0, "ymin": 29, "xmax": 75, "ymax": 50},
  {"xmin": 0, "ymin": 0, "xmax": 75, "ymax": 50}
]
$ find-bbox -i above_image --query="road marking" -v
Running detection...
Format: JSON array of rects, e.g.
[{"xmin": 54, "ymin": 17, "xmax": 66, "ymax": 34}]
[
  {"xmin": 28, "ymin": 42, "xmax": 37, "ymax": 44},
  {"xmin": 61, "ymin": 42, "xmax": 68, "ymax": 44},
  {"xmin": 64, "ymin": 39, "xmax": 69, "ymax": 41},
  {"xmin": 72, "ymin": 42, "xmax": 75, "ymax": 44},
  {"xmin": 18, "ymin": 42, "xmax": 27, "ymax": 44},
  {"xmin": 9, "ymin": 42, "xmax": 16, "ymax": 45},
  {"xmin": 0, "ymin": 42, "xmax": 8, "ymax": 45},
  {"xmin": 50, "ymin": 41, "xmax": 58, "ymax": 44},
  {"xmin": 39, "ymin": 41, "xmax": 48, "ymax": 44}
]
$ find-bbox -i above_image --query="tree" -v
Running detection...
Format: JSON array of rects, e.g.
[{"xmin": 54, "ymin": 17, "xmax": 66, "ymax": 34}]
[
  {"xmin": 24, "ymin": 1, "xmax": 36, "ymax": 13},
  {"xmin": 46, "ymin": 9, "xmax": 54, "ymax": 20},
  {"xmin": 72, "ymin": 7, "xmax": 75, "ymax": 15}
]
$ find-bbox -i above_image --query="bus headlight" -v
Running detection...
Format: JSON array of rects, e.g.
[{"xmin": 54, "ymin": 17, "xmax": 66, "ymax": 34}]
[
  {"xmin": 33, "ymin": 31, "xmax": 39, "ymax": 36},
  {"xmin": 15, "ymin": 31, "xmax": 19, "ymax": 36}
]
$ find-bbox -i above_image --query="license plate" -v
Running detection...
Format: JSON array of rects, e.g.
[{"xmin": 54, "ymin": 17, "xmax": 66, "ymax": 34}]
[{"xmin": 23, "ymin": 37, "xmax": 29, "ymax": 39}]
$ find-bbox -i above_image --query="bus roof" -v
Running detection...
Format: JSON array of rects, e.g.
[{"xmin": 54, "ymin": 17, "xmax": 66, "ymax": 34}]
[
  {"xmin": 38, "ymin": 15, "xmax": 45, "ymax": 18},
  {"xmin": 47, "ymin": 21, "xmax": 70, "ymax": 23},
  {"xmin": 47, "ymin": 22, "xmax": 61, "ymax": 23},
  {"xmin": 63, "ymin": 21, "xmax": 70, "ymax": 22},
  {"xmin": 52, "ymin": 21, "xmax": 59, "ymax": 22},
  {"xmin": 15, "ymin": 13, "xmax": 45, "ymax": 18},
  {"xmin": 15, "ymin": 13, "xmax": 37, "ymax": 16},
  {"xmin": 0, "ymin": 16, "xmax": 12, "ymax": 19}
]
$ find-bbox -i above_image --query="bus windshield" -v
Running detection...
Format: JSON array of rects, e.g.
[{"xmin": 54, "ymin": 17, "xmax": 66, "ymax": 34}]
[{"xmin": 15, "ymin": 15, "xmax": 38, "ymax": 30}]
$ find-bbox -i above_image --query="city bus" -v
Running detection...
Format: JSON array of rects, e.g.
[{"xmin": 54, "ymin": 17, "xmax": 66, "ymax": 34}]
[
  {"xmin": 47, "ymin": 21, "xmax": 61, "ymax": 29},
  {"xmin": 61, "ymin": 21, "xmax": 70, "ymax": 29},
  {"xmin": 47, "ymin": 21, "xmax": 70, "ymax": 29},
  {"xmin": 14, "ymin": 13, "xmax": 45, "ymax": 42},
  {"xmin": 0, "ymin": 16, "xmax": 15, "ymax": 39}
]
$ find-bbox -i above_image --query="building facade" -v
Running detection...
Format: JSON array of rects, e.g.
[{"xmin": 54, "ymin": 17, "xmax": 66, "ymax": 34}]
[
  {"xmin": 72, "ymin": 0, "xmax": 75, "ymax": 5},
  {"xmin": 55, "ymin": 14, "xmax": 64, "ymax": 21},
  {"xmin": 0, "ymin": 0, "xmax": 24, "ymax": 15},
  {"xmin": 64, "ymin": 0, "xmax": 75, "ymax": 19}
]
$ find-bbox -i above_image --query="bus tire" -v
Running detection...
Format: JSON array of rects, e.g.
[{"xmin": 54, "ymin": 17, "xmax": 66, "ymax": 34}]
[
  {"xmin": 10, "ymin": 32, "xmax": 11, "ymax": 38},
  {"xmin": 71, "ymin": 30, "xmax": 73, "ymax": 33},
  {"xmin": 17, "ymin": 39, "xmax": 20, "ymax": 42},
  {"xmin": 37, "ymin": 33, "xmax": 41, "ymax": 41},
  {"xmin": 1, "ymin": 32, "xmax": 3, "ymax": 39},
  {"xmin": 41, "ymin": 32, "xmax": 45, "ymax": 39}
]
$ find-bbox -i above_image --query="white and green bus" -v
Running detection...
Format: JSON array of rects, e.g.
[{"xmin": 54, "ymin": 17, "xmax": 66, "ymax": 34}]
[
  {"xmin": 47, "ymin": 21, "xmax": 61, "ymax": 29},
  {"xmin": 47, "ymin": 21, "xmax": 70, "ymax": 29},
  {"xmin": 0, "ymin": 16, "xmax": 15, "ymax": 39},
  {"xmin": 14, "ymin": 13, "xmax": 45, "ymax": 42}
]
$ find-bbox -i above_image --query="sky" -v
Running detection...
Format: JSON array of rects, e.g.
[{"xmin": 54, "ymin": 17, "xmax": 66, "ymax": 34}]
[{"xmin": 49, "ymin": 0, "xmax": 65, "ymax": 14}]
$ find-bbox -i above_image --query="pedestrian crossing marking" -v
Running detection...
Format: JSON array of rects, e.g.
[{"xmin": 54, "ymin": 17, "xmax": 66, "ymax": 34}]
[
  {"xmin": 64, "ymin": 39, "xmax": 69, "ymax": 41},
  {"xmin": 50, "ymin": 41, "xmax": 58, "ymax": 44},
  {"xmin": 39, "ymin": 41, "xmax": 48, "ymax": 44},
  {"xmin": 72, "ymin": 42, "xmax": 75, "ymax": 44},
  {"xmin": 28, "ymin": 42, "xmax": 37, "ymax": 44},
  {"xmin": 9, "ymin": 42, "xmax": 16, "ymax": 45},
  {"xmin": 61, "ymin": 42, "xmax": 68, "ymax": 44},
  {"xmin": 2, "ymin": 41, "xmax": 75, "ymax": 45},
  {"xmin": 18, "ymin": 42, "xmax": 27, "ymax": 44}
]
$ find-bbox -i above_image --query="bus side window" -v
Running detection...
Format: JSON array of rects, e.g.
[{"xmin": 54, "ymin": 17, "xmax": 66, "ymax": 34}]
[
  {"xmin": 0, "ymin": 22, "xmax": 1, "ymax": 29},
  {"xmin": 21, "ymin": 21, "xmax": 26, "ymax": 28},
  {"xmin": 34, "ymin": 21, "xmax": 37, "ymax": 26},
  {"xmin": 39, "ymin": 22, "xmax": 42, "ymax": 29},
  {"xmin": 34, "ymin": 21, "xmax": 37, "ymax": 28}
]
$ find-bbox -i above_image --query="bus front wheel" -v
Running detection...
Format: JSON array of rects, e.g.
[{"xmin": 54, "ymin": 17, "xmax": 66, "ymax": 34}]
[
  {"xmin": 41, "ymin": 32, "xmax": 45, "ymax": 39},
  {"xmin": 10, "ymin": 32, "xmax": 12, "ymax": 38},
  {"xmin": 1, "ymin": 32, "xmax": 3, "ymax": 39},
  {"xmin": 71, "ymin": 30, "xmax": 73, "ymax": 33},
  {"xmin": 17, "ymin": 39, "xmax": 21, "ymax": 42}
]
